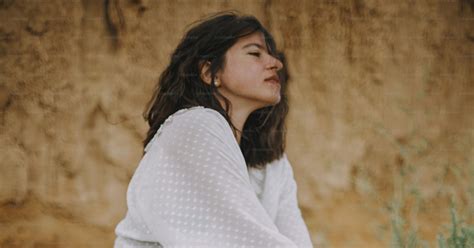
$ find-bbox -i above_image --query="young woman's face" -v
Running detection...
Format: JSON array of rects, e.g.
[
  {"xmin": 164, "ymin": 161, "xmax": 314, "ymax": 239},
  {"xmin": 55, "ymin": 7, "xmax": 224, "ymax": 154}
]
[{"xmin": 216, "ymin": 31, "xmax": 284, "ymax": 110}]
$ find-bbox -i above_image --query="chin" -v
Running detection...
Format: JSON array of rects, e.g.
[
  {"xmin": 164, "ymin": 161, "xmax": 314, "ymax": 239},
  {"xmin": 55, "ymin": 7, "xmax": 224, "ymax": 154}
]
[{"xmin": 261, "ymin": 96, "xmax": 281, "ymax": 107}]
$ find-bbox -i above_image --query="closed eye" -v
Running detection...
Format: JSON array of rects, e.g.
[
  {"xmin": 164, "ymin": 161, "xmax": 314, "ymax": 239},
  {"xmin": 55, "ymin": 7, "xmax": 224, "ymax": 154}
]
[{"xmin": 249, "ymin": 52, "xmax": 261, "ymax": 57}]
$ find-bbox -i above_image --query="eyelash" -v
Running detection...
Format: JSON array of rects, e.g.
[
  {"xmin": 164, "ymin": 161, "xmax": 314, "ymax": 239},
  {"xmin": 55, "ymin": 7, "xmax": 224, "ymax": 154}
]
[{"xmin": 249, "ymin": 52, "xmax": 261, "ymax": 57}]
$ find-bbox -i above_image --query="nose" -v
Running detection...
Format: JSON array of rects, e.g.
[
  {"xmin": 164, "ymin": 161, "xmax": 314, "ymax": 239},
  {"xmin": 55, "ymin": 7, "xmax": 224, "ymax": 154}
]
[{"xmin": 267, "ymin": 55, "xmax": 283, "ymax": 71}]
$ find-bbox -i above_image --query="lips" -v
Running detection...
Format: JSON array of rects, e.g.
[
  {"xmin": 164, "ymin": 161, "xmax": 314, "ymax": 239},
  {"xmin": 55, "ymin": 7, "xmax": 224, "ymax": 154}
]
[{"xmin": 264, "ymin": 75, "xmax": 280, "ymax": 84}]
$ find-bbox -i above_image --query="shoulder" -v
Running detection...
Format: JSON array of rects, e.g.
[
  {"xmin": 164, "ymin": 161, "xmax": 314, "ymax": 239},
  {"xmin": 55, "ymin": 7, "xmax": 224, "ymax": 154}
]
[
  {"xmin": 171, "ymin": 106, "xmax": 227, "ymax": 127},
  {"xmin": 166, "ymin": 106, "xmax": 231, "ymax": 138},
  {"xmin": 263, "ymin": 152, "xmax": 292, "ymax": 176},
  {"xmin": 276, "ymin": 153, "xmax": 294, "ymax": 178},
  {"xmin": 144, "ymin": 106, "xmax": 230, "ymax": 153}
]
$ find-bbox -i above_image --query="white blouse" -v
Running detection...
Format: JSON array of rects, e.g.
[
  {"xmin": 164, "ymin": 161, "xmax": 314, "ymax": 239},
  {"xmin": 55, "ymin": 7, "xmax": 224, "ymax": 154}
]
[{"xmin": 114, "ymin": 106, "xmax": 313, "ymax": 248}]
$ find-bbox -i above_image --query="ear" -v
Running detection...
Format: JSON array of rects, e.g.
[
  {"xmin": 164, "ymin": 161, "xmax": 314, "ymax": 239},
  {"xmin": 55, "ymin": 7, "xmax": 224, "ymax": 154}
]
[{"xmin": 199, "ymin": 60, "xmax": 212, "ymax": 85}]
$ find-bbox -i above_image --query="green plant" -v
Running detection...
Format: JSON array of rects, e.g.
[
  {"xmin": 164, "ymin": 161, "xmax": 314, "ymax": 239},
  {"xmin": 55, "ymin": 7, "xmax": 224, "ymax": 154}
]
[
  {"xmin": 437, "ymin": 202, "xmax": 474, "ymax": 248},
  {"xmin": 389, "ymin": 199, "xmax": 428, "ymax": 248}
]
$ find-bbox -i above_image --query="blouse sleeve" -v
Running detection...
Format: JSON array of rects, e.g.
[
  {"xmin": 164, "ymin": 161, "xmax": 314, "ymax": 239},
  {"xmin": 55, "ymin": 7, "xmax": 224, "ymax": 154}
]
[
  {"xmin": 274, "ymin": 154, "xmax": 314, "ymax": 247},
  {"xmin": 129, "ymin": 109, "xmax": 298, "ymax": 247}
]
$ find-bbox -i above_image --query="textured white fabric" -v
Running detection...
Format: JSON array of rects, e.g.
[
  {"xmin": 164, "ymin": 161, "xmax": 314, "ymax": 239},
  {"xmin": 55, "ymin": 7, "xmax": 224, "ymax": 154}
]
[{"xmin": 114, "ymin": 106, "xmax": 313, "ymax": 248}]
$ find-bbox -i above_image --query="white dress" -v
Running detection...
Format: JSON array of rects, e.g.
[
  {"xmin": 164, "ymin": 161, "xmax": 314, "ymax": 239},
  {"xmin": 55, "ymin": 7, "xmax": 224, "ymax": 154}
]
[{"xmin": 114, "ymin": 106, "xmax": 313, "ymax": 248}]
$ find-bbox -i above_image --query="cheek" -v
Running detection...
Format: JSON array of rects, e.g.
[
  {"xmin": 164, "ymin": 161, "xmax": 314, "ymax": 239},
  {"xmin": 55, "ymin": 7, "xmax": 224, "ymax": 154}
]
[
  {"xmin": 226, "ymin": 72, "xmax": 259, "ymax": 93},
  {"xmin": 224, "ymin": 63, "xmax": 261, "ymax": 89}
]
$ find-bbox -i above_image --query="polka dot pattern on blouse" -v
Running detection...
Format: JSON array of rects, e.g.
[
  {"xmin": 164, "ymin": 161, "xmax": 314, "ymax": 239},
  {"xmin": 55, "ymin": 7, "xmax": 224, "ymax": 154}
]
[{"xmin": 114, "ymin": 106, "xmax": 313, "ymax": 248}]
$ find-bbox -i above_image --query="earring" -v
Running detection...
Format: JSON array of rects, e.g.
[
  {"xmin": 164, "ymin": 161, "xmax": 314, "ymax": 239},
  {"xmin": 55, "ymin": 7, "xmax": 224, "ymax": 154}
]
[{"xmin": 215, "ymin": 79, "xmax": 220, "ymax": 87}]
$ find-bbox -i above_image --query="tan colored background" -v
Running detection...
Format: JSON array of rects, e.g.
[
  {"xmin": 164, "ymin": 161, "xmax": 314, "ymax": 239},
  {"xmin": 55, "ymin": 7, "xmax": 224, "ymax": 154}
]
[{"xmin": 1, "ymin": 0, "xmax": 473, "ymax": 247}]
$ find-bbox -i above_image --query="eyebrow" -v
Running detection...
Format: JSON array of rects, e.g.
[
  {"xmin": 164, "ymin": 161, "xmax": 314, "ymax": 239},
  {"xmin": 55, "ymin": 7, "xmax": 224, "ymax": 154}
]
[{"xmin": 242, "ymin": 43, "xmax": 268, "ymax": 52}]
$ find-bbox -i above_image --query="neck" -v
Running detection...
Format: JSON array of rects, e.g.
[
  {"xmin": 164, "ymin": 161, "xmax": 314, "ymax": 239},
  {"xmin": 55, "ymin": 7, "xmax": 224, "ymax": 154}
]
[
  {"xmin": 217, "ymin": 99, "xmax": 256, "ymax": 146},
  {"xmin": 228, "ymin": 107, "xmax": 252, "ymax": 145}
]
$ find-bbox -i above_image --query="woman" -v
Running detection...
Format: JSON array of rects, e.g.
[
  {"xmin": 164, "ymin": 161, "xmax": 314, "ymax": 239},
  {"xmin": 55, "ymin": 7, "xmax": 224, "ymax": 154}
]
[{"xmin": 114, "ymin": 10, "xmax": 313, "ymax": 248}]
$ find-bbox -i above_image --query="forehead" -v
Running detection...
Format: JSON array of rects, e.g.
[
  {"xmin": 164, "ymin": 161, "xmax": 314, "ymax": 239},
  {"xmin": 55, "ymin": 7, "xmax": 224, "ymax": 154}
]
[{"xmin": 235, "ymin": 32, "xmax": 268, "ymax": 52}]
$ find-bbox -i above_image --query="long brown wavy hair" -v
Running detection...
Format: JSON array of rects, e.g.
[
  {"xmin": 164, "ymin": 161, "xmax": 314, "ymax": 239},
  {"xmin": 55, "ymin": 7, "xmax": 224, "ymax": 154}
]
[{"xmin": 143, "ymin": 10, "xmax": 291, "ymax": 169}]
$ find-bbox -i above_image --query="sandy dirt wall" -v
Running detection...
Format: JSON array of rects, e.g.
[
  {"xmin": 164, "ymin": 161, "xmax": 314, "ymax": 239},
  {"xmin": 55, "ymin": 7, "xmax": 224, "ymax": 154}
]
[{"xmin": 0, "ymin": 0, "xmax": 473, "ymax": 247}]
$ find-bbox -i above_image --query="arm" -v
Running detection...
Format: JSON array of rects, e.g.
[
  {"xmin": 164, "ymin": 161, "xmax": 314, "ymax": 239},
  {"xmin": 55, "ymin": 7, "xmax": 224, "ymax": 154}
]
[
  {"xmin": 131, "ymin": 109, "xmax": 298, "ymax": 247},
  {"xmin": 274, "ymin": 154, "xmax": 314, "ymax": 248}
]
